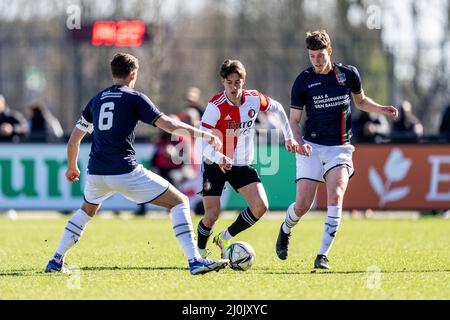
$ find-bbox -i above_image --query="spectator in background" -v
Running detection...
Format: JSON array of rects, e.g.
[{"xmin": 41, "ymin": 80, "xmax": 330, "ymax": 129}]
[
  {"xmin": 353, "ymin": 111, "xmax": 390, "ymax": 143},
  {"xmin": 184, "ymin": 87, "xmax": 204, "ymax": 118},
  {"xmin": 392, "ymin": 100, "xmax": 423, "ymax": 140},
  {"xmin": 255, "ymin": 111, "xmax": 284, "ymax": 144},
  {"xmin": 351, "ymin": 112, "xmax": 390, "ymax": 217},
  {"xmin": 0, "ymin": 94, "xmax": 29, "ymax": 142},
  {"xmin": 439, "ymin": 104, "xmax": 450, "ymax": 142},
  {"xmin": 27, "ymin": 101, "xmax": 64, "ymax": 142},
  {"xmin": 151, "ymin": 114, "xmax": 185, "ymax": 185}
]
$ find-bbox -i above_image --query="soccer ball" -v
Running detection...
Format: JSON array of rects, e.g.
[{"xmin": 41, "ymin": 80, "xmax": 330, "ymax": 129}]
[{"xmin": 226, "ymin": 241, "xmax": 256, "ymax": 271}]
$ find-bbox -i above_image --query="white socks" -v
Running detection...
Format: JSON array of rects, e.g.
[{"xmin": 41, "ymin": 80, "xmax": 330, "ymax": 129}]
[
  {"xmin": 221, "ymin": 229, "xmax": 232, "ymax": 241},
  {"xmin": 53, "ymin": 204, "xmax": 202, "ymax": 264},
  {"xmin": 171, "ymin": 203, "xmax": 202, "ymax": 261},
  {"xmin": 318, "ymin": 206, "xmax": 342, "ymax": 257},
  {"xmin": 282, "ymin": 203, "xmax": 301, "ymax": 234},
  {"xmin": 54, "ymin": 209, "xmax": 92, "ymax": 263}
]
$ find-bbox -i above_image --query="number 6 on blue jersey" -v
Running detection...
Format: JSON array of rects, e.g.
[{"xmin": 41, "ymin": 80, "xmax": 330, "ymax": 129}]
[{"xmin": 99, "ymin": 102, "xmax": 114, "ymax": 131}]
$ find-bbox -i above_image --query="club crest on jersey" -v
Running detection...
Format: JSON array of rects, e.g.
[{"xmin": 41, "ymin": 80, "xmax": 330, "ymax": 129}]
[
  {"xmin": 336, "ymin": 73, "xmax": 346, "ymax": 85},
  {"xmin": 333, "ymin": 66, "xmax": 347, "ymax": 86},
  {"xmin": 203, "ymin": 180, "xmax": 212, "ymax": 191},
  {"xmin": 248, "ymin": 109, "xmax": 256, "ymax": 118}
]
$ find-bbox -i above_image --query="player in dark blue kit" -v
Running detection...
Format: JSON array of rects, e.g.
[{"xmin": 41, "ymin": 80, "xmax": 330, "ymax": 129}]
[
  {"xmin": 45, "ymin": 53, "xmax": 229, "ymax": 275},
  {"xmin": 276, "ymin": 30, "xmax": 398, "ymax": 269}
]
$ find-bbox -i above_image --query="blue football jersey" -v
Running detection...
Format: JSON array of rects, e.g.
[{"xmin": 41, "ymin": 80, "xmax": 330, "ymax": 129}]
[
  {"xmin": 291, "ymin": 63, "xmax": 362, "ymax": 146},
  {"xmin": 78, "ymin": 85, "xmax": 162, "ymax": 175}
]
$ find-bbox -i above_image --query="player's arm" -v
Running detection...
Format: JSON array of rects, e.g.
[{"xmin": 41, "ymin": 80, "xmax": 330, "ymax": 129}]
[
  {"xmin": 264, "ymin": 97, "xmax": 297, "ymax": 153},
  {"xmin": 289, "ymin": 74, "xmax": 312, "ymax": 155},
  {"xmin": 155, "ymin": 114, "xmax": 222, "ymax": 151},
  {"xmin": 353, "ymin": 90, "xmax": 398, "ymax": 119},
  {"xmin": 66, "ymin": 114, "xmax": 93, "ymax": 182},
  {"xmin": 194, "ymin": 103, "xmax": 232, "ymax": 172},
  {"xmin": 137, "ymin": 92, "xmax": 221, "ymax": 150},
  {"xmin": 66, "ymin": 127, "xmax": 87, "ymax": 182},
  {"xmin": 290, "ymin": 107, "xmax": 312, "ymax": 156},
  {"xmin": 196, "ymin": 126, "xmax": 232, "ymax": 173}
]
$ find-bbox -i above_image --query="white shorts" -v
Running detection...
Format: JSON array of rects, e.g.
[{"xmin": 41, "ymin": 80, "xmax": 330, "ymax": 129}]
[
  {"xmin": 296, "ymin": 140, "xmax": 355, "ymax": 183},
  {"xmin": 84, "ymin": 164, "xmax": 170, "ymax": 205}
]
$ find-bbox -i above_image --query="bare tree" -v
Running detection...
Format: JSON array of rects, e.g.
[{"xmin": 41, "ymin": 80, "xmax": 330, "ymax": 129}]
[{"xmin": 401, "ymin": 1, "xmax": 450, "ymax": 134}]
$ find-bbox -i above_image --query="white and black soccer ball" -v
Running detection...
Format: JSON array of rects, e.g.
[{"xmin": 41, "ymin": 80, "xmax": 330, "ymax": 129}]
[{"xmin": 226, "ymin": 241, "xmax": 256, "ymax": 271}]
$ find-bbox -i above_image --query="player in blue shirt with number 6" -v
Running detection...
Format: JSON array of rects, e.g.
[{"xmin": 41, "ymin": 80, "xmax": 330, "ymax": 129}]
[{"xmin": 45, "ymin": 53, "xmax": 229, "ymax": 275}]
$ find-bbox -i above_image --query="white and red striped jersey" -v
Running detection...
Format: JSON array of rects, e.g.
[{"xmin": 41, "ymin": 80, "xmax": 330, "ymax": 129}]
[{"xmin": 197, "ymin": 89, "xmax": 293, "ymax": 166}]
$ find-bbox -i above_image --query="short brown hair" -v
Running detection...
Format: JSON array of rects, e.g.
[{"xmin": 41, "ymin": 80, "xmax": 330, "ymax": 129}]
[
  {"xmin": 219, "ymin": 59, "xmax": 246, "ymax": 79},
  {"xmin": 110, "ymin": 53, "xmax": 139, "ymax": 78},
  {"xmin": 305, "ymin": 30, "xmax": 331, "ymax": 50}
]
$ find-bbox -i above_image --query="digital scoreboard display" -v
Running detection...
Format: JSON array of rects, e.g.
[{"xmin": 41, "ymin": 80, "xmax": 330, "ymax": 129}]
[{"xmin": 69, "ymin": 20, "xmax": 150, "ymax": 47}]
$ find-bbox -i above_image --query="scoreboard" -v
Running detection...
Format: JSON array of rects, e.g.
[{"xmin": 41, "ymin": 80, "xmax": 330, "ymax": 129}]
[{"xmin": 68, "ymin": 20, "xmax": 151, "ymax": 47}]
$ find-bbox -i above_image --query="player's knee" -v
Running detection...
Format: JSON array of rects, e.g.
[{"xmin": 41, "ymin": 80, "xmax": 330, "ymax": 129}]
[
  {"xmin": 328, "ymin": 191, "xmax": 345, "ymax": 206},
  {"xmin": 250, "ymin": 201, "xmax": 268, "ymax": 218},
  {"xmin": 203, "ymin": 212, "xmax": 219, "ymax": 226},
  {"xmin": 168, "ymin": 191, "xmax": 189, "ymax": 209},
  {"xmin": 294, "ymin": 203, "xmax": 311, "ymax": 217},
  {"xmin": 81, "ymin": 202, "xmax": 98, "ymax": 217},
  {"xmin": 181, "ymin": 193, "xmax": 190, "ymax": 204},
  {"xmin": 177, "ymin": 194, "xmax": 190, "ymax": 207},
  {"xmin": 203, "ymin": 205, "xmax": 220, "ymax": 226}
]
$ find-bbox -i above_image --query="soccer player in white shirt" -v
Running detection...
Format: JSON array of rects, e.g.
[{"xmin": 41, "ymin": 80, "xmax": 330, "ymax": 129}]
[{"xmin": 195, "ymin": 59, "xmax": 298, "ymax": 258}]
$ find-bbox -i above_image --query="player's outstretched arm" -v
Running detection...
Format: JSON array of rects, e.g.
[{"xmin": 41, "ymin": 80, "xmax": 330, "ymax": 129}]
[
  {"xmin": 290, "ymin": 108, "xmax": 312, "ymax": 156},
  {"xmin": 266, "ymin": 99, "xmax": 298, "ymax": 153},
  {"xmin": 66, "ymin": 127, "xmax": 87, "ymax": 182},
  {"xmin": 353, "ymin": 90, "xmax": 398, "ymax": 119},
  {"xmin": 155, "ymin": 114, "xmax": 222, "ymax": 151}
]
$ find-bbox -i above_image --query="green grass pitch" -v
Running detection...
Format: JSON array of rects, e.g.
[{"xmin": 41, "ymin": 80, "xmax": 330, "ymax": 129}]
[{"xmin": 0, "ymin": 214, "xmax": 448, "ymax": 299}]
